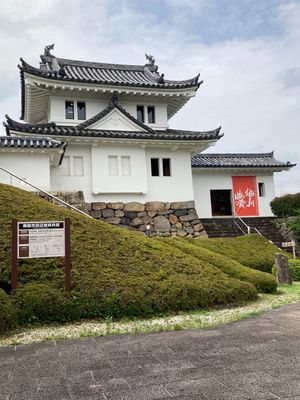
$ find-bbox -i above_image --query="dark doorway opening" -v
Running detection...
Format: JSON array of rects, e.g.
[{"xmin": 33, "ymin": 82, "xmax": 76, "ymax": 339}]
[{"xmin": 210, "ymin": 190, "xmax": 232, "ymax": 216}]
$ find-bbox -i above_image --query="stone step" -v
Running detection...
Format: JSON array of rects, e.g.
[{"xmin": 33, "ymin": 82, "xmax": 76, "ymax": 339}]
[{"xmin": 201, "ymin": 217, "xmax": 286, "ymax": 247}]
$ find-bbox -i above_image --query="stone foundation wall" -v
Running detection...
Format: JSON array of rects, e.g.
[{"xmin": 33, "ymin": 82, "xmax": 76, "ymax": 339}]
[
  {"xmin": 89, "ymin": 200, "xmax": 207, "ymax": 237},
  {"xmin": 38, "ymin": 191, "xmax": 207, "ymax": 238}
]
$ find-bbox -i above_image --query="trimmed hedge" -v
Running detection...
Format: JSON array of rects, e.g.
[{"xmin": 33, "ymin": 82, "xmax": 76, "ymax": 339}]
[
  {"xmin": 15, "ymin": 283, "xmax": 73, "ymax": 323},
  {"xmin": 189, "ymin": 234, "xmax": 285, "ymax": 273},
  {"xmin": 159, "ymin": 238, "xmax": 277, "ymax": 293},
  {"xmin": 74, "ymin": 273, "xmax": 257, "ymax": 319},
  {"xmin": 270, "ymin": 193, "xmax": 300, "ymax": 218},
  {"xmin": 0, "ymin": 184, "xmax": 259, "ymax": 330},
  {"xmin": 0, "ymin": 289, "xmax": 18, "ymax": 333}
]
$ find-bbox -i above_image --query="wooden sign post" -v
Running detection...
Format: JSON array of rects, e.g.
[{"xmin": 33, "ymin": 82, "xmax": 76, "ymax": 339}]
[
  {"xmin": 282, "ymin": 240, "xmax": 296, "ymax": 259},
  {"xmin": 11, "ymin": 218, "xmax": 71, "ymax": 295}
]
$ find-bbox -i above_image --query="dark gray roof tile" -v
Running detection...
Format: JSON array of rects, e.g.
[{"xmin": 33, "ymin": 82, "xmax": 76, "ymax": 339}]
[
  {"xmin": 191, "ymin": 153, "xmax": 295, "ymax": 169},
  {"xmin": 4, "ymin": 115, "xmax": 222, "ymax": 142},
  {"xmin": 0, "ymin": 135, "xmax": 65, "ymax": 149},
  {"xmin": 19, "ymin": 57, "xmax": 201, "ymax": 89}
]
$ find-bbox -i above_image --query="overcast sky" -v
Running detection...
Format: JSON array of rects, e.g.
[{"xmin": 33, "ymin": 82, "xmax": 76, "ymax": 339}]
[{"xmin": 0, "ymin": 0, "xmax": 299, "ymax": 195}]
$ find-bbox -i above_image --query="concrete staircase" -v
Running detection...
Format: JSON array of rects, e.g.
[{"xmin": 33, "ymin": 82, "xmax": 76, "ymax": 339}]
[{"xmin": 200, "ymin": 217, "xmax": 286, "ymax": 248}]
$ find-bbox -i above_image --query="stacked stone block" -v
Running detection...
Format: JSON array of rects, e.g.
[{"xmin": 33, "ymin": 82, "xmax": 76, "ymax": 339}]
[
  {"xmin": 90, "ymin": 200, "xmax": 207, "ymax": 237},
  {"xmin": 38, "ymin": 191, "xmax": 207, "ymax": 238}
]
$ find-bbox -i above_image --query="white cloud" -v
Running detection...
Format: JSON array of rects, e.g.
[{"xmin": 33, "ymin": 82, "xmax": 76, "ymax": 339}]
[{"xmin": 0, "ymin": 0, "xmax": 299, "ymax": 195}]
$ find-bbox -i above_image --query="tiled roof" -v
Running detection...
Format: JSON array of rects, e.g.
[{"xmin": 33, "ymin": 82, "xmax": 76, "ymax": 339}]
[
  {"xmin": 0, "ymin": 135, "xmax": 67, "ymax": 166},
  {"xmin": 4, "ymin": 116, "xmax": 222, "ymax": 142},
  {"xmin": 0, "ymin": 135, "xmax": 66, "ymax": 150},
  {"xmin": 19, "ymin": 57, "xmax": 201, "ymax": 89},
  {"xmin": 18, "ymin": 47, "xmax": 202, "ymax": 120},
  {"xmin": 191, "ymin": 153, "xmax": 295, "ymax": 169}
]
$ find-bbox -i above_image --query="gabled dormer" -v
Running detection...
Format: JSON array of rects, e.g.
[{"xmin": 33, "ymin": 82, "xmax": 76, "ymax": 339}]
[{"xmin": 18, "ymin": 44, "xmax": 202, "ymax": 125}]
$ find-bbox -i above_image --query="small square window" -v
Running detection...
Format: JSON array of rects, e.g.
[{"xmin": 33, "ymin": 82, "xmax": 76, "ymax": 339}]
[
  {"xmin": 77, "ymin": 102, "xmax": 86, "ymax": 120},
  {"xmin": 148, "ymin": 106, "xmax": 155, "ymax": 124},
  {"xmin": 258, "ymin": 182, "xmax": 265, "ymax": 197},
  {"xmin": 65, "ymin": 101, "xmax": 74, "ymax": 119},
  {"xmin": 162, "ymin": 158, "xmax": 171, "ymax": 176},
  {"xmin": 108, "ymin": 156, "xmax": 118, "ymax": 176},
  {"xmin": 151, "ymin": 158, "xmax": 159, "ymax": 176},
  {"xmin": 137, "ymin": 105, "xmax": 144, "ymax": 123}
]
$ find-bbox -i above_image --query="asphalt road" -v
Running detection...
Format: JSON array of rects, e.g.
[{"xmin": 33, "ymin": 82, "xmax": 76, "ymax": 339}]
[{"xmin": 1, "ymin": 303, "xmax": 300, "ymax": 399}]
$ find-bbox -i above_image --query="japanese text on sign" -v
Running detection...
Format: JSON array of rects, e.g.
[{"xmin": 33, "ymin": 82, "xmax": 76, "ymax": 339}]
[
  {"xmin": 232, "ymin": 176, "xmax": 259, "ymax": 217},
  {"xmin": 17, "ymin": 221, "xmax": 65, "ymax": 258}
]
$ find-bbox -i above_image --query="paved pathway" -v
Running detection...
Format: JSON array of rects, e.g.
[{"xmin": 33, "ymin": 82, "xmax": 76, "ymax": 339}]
[{"xmin": 1, "ymin": 303, "xmax": 300, "ymax": 399}]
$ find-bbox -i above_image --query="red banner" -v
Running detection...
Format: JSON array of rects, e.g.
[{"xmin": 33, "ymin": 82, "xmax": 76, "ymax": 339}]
[{"xmin": 232, "ymin": 176, "xmax": 259, "ymax": 216}]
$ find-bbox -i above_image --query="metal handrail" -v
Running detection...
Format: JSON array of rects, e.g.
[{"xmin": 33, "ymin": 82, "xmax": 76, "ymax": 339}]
[
  {"xmin": 253, "ymin": 227, "xmax": 263, "ymax": 236},
  {"xmin": 233, "ymin": 212, "xmax": 263, "ymax": 236},
  {"xmin": 233, "ymin": 212, "xmax": 250, "ymax": 235},
  {"xmin": 0, "ymin": 164, "xmax": 92, "ymax": 218}
]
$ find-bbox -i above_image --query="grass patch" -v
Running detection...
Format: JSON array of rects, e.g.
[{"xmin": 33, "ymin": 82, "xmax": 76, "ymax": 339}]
[
  {"xmin": 157, "ymin": 237, "xmax": 277, "ymax": 293},
  {"xmin": 0, "ymin": 184, "xmax": 258, "ymax": 329},
  {"xmin": 189, "ymin": 234, "xmax": 287, "ymax": 273},
  {"xmin": 1, "ymin": 283, "xmax": 300, "ymax": 346}
]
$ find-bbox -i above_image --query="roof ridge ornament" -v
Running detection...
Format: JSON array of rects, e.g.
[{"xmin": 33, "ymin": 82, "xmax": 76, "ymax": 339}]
[
  {"xmin": 144, "ymin": 53, "xmax": 165, "ymax": 84},
  {"xmin": 40, "ymin": 44, "xmax": 66, "ymax": 76}
]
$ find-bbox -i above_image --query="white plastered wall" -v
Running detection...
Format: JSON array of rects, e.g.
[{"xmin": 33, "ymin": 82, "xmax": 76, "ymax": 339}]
[
  {"xmin": 48, "ymin": 94, "xmax": 168, "ymax": 129},
  {"xmin": 145, "ymin": 148, "xmax": 194, "ymax": 202},
  {"xmin": 50, "ymin": 145, "xmax": 92, "ymax": 194},
  {"xmin": 91, "ymin": 145, "xmax": 148, "ymax": 195},
  {"xmin": 0, "ymin": 152, "xmax": 51, "ymax": 190},
  {"xmin": 50, "ymin": 143, "xmax": 194, "ymax": 203},
  {"xmin": 192, "ymin": 170, "xmax": 275, "ymax": 218}
]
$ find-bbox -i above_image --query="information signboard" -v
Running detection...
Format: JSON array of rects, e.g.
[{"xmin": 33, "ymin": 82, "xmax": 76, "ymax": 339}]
[
  {"xmin": 281, "ymin": 240, "xmax": 296, "ymax": 258},
  {"xmin": 11, "ymin": 218, "xmax": 71, "ymax": 294},
  {"xmin": 282, "ymin": 241, "xmax": 295, "ymax": 248},
  {"xmin": 17, "ymin": 221, "xmax": 65, "ymax": 259}
]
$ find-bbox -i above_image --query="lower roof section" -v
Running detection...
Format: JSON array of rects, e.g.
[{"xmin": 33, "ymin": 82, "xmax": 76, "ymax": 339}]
[
  {"xmin": 4, "ymin": 116, "xmax": 223, "ymax": 142},
  {"xmin": 0, "ymin": 136, "xmax": 66, "ymax": 166},
  {"xmin": 0, "ymin": 135, "xmax": 65, "ymax": 150},
  {"xmin": 192, "ymin": 152, "xmax": 295, "ymax": 171}
]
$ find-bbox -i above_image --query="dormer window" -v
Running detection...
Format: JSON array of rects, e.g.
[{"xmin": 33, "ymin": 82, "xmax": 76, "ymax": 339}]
[
  {"xmin": 77, "ymin": 102, "xmax": 86, "ymax": 120},
  {"xmin": 65, "ymin": 101, "xmax": 74, "ymax": 119},
  {"xmin": 137, "ymin": 105, "xmax": 144, "ymax": 123},
  {"xmin": 148, "ymin": 106, "xmax": 155, "ymax": 124},
  {"xmin": 65, "ymin": 101, "xmax": 86, "ymax": 120},
  {"xmin": 137, "ymin": 105, "xmax": 155, "ymax": 124}
]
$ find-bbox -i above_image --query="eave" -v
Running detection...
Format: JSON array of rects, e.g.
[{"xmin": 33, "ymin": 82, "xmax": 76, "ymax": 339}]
[
  {"xmin": 192, "ymin": 166, "xmax": 294, "ymax": 173},
  {"xmin": 8, "ymin": 130, "xmax": 218, "ymax": 155},
  {"xmin": 21, "ymin": 72, "xmax": 200, "ymax": 123}
]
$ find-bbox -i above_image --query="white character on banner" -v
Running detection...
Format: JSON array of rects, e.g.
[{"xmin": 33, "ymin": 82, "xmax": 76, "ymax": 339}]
[
  {"xmin": 245, "ymin": 188, "xmax": 255, "ymax": 207},
  {"xmin": 234, "ymin": 189, "xmax": 246, "ymax": 208}
]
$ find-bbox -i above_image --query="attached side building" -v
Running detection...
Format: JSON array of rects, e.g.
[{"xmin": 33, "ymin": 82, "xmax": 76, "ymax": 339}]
[{"xmin": 192, "ymin": 153, "xmax": 295, "ymax": 218}]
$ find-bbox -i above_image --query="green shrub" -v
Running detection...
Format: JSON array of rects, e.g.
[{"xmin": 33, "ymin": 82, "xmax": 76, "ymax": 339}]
[
  {"xmin": 0, "ymin": 289, "xmax": 18, "ymax": 333},
  {"xmin": 15, "ymin": 283, "xmax": 73, "ymax": 323},
  {"xmin": 289, "ymin": 259, "xmax": 300, "ymax": 281},
  {"xmin": 270, "ymin": 193, "xmax": 300, "ymax": 218},
  {"xmin": 190, "ymin": 234, "xmax": 284, "ymax": 273},
  {"xmin": 286, "ymin": 210, "xmax": 300, "ymax": 236},
  {"xmin": 159, "ymin": 238, "xmax": 277, "ymax": 293},
  {"xmin": 0, "ymin": 183, "xmax": 259, "ymax": 328}
]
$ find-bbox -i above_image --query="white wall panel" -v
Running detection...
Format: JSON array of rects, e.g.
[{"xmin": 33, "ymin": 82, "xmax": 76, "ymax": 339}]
[
  {"xmin": 0, "ymin": 152, "xmax": 50, "ymax": 190},
  {"xmin": 192, "ymin": 170, "xmax": 275, "ymax": 218}
]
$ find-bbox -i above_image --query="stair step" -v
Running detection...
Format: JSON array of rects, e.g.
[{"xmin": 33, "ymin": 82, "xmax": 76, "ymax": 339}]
[{"xmin": 200, "ymin": 217, "xmax": 287, "ymax": 248}]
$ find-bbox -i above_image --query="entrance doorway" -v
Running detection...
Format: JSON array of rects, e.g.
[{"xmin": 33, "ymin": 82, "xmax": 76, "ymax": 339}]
[{"xmin": 210, "ymin": 190, "xmax": 232, "ymax": 216}]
